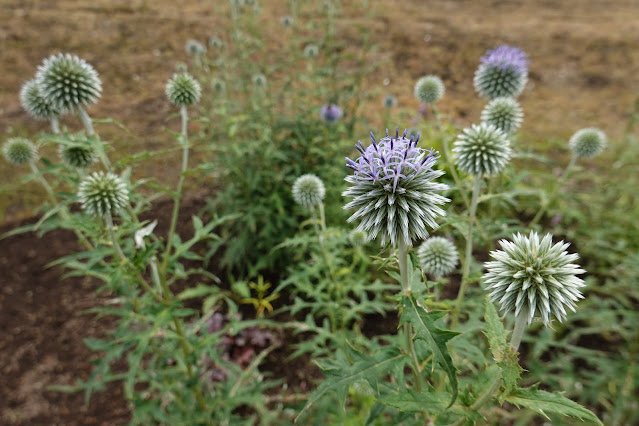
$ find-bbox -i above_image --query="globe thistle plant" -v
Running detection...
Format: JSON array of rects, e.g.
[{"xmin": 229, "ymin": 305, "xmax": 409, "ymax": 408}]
[
  {"xmin": 252, "ymin": 73, "xmax": 267, "ymax": 88},
  {"xmin": 343, "ymin": 128, "xmax": 449, "ymax": 247},
  {"xmin": 78, "ymin": 171, "xmax": 129, "ymax": 217},
  {"xmin": 209, "ymin": 37, "xmax": 224, "ymax": 49},
  {"xmin": 414, "ymin": 75, "xmax": 445, "ymax": 104},
  {"xmin": 349, "ymin": 229, "xmax": 368, "ymax": 247},
  {"xmin": 320, "ymin": 104, "xmax": 343, "ymax": 124},
  {"xmin": 2, "ymin": 137, "xmax": 38, "ymax": 165},
  {"xmin": 474, "ymin": 45, "xmax": 528, "ymax": 99},
  {"xmin": 383, "ymin": 95, "xmax": 398, "ymax": 109},
  {"xmin": 59, "ymin": 134, "xmax": 97, "ymax": 169},
  {"xmin": 569, "ymin": 127, "xmax": 607, "ymax": 159},
  {"xmin": 303, "ymin": 44, "xmax": 319, "ymax": 59},
  {"xmin": 292, "ymin": 174, "xmax": 326, "ymax": 209},
  {"xmin": 417, "ymin": 237, "xmax": 459, "ymax": 278},
  {"xmin": 20, "ymin": 79, "xmax": 65, "ymax": 122},
  {"xmin": 185, "ymin": 39, "xmax": 206, "ymax": 56},
  {"xmin": 453, "ymin": 123, "xmax": 512, "ymax": 176},
  {"xmin": 281, "ymin": 15, "xmax": 294, "ymax": 26},
  {"xmin": 166, "ymin": 73, "xmax": 201, "ymax": 107},
  {"xmin": 483, "ymin": 231, "xmax": 586, "ymax": 325},
  {"xmin": 36, "ymin": 53, "xmax": 102, "ymax": 112},
  {"xmin": 480, "ymin": 97, "xmax": 523, "ymax": 133}
]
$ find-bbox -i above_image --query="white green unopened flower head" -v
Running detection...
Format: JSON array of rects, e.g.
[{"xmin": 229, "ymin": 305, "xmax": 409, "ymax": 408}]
[
  {"xmin": 343, "ymin": 128, "xmax": 450, "ymax": 247},
  {"xmin": 166, "ymin": 73, "xmax": 201, "ymax": 107},
  {"xmin": 211, "ymin": 78, "xmax": 225, "ymax": 92},
  {"xmin": 292, "ymin": 174, "xmax": 325, "ymax": 209},
  {"xmin": 36, "ymin": 53, "xmax": 102, "ymax": 111},
  {"xmin": 474, "ymin": 45, "xmax": 528, "ymax": 99},
  {"xmin": 59, "ymin": 134, "xmax": 96, "ymax": 168},
  {"xmin": 480, "ymin": 97, "xmax": 523, "ymax": 133},
  {"xmin": 252, "ymin": 73, "xmax": 267, "ymax": 88},
  {"xmin": 78, "ymin": 171, "xmax": 129, "ymax": 216},
  {"xmin": 414, "ymin": 75, "xmax": 445, "ymax": 104},
  {"xmin": 453, "ymin": 123, "xmax": 511, "ymax": 176},
  {"xmin": 349, "ymin": 229, "xmax": 367, "ymax": 247},
  {"xmin": 2, "ymin": 137, "xmax": 38, "ymax": 165},
  {"xmin": 483, "ymin": 231, "xmax": 586, "ymax": 325},
  {"xmin": 383, "ymin": 95, "xmax": 398, "ymax": 109},
  {"xmin": 185, "ymin": 39, "xmax": 206, "ymax": 56},
  {"xmin": 20, "ymin": 79, "xmax": 65, "ymax": 121},
  {"xmin": 569, "ymin": 127, "xmax": 607, "ymax": 158},
  {"xmin": 281, "ymin": 15, "xmax": 294, "ymax": 26},
  {"xmin": 303, "ymin": 44, "xmax": 319, "ymax": 59},
  {"xmin": 417, "ymin": 237, "xmax": 458, "ymax": 278},
  {"xmin": 209, "ymin": 37, "xmax": 224, "ymax": 49}
]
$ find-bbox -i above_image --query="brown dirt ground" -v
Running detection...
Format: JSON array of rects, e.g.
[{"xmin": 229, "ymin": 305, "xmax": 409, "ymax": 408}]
[{"xmin": 0, "ymin": 0, "xmax": 638, "ymax": 424}]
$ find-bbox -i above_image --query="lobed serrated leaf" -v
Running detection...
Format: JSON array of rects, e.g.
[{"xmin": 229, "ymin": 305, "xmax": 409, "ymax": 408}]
[{"xmin": 484, "ymin": 297, "xmax": 522, "ymax": 396}]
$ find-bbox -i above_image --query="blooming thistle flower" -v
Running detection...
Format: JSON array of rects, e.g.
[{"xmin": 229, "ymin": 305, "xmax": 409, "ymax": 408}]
[
  {"xmin": 2, "ymin": 138, "xmax": 38, "ymax": 165},
  {"xmin": 474, "ymin": 45, "xmax": 529, "ymax": 99},
  {"xmin": 78, "ymin": 171, "xmax": 129, "ymax": 216},
  {"xmin": 569, "ymin": 127, "xmax": 607, "ymax": 159},
  {"xmin": 165, "ymin": 73, "xmax": 201, "ymax": 107},
  {"xmin": 303, "ymin": 44, "xmax": 319, "ymax": 59},
  {"xmin": 414, "ymin": 75, "xmax": 445, "ymax": 104},
  {"xmin": 453, "ymin": 123, "xmax": 512, "ymax": 176},
  {"xmin": 483, "ymin": 231, "xmax": 586, "ymax": 325},
  {"xmin": 58, "ymin": 133, "xmax": 96, "ymax": 169},
  {"xmin": 480, "ymin": 97, "xmax": 524, "ymax": 133},
  {"xmin": 36, "ymin": 53, "xmax": 102, "ymax": 111},
  {"xmin": 417, "ymin": 236, "xmax": 459, "ymax": 278},
  {"xmin": 185, "ymin": 39, "xmax": 206, "ymax": 56},
  {"xmin": 383, "ymin": 95, "xmax": 398, "ymax": 109},
  {"xmin": 320, "ymin": 104, "xmax": 343, "ymax": 124},
  {"xmin": 20, "ymin": 79, "xmax": 65, "ymax": 121},
  {"xmin": 292, "ymin": 174, "xmax": 325, "ymax": 209},
  {"xmin": 343, "ymin": 128, "xmax": 449, "ymax": 247}
]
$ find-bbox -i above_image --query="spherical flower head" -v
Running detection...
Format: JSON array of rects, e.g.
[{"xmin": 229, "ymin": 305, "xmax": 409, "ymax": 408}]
[
  {"xmin": 2, "ymin": 137, "xmax": 38, "ymax": 165},
  {"xmin": 252, "ymin": 73, "xmax": 267, "ymax": 88},
  {"xmin": 281, "ymin": 15, "xmax": 294, "ymax": 26},
  {"xmin": 292, "ymin": 174, "xmax": 326, "ymax": 209},
  {"xmin": 211, "ymin": 78, "xmax": 225, "ymax": 92},
  {"xmin": 474, "ymin": 45, "xmax": 529, "ymax": 99},
  {"xmin": 414, "ymin": 75, "xmax": 445, "ymax": 104},
  {"xmin": 480, "ymin": 97, "xmax": 523, "ymax": 133},
  {"xmin": 417, "ymin": 237, "xmax": 458, "ymax": 278},
  {"xmin": 349, "ymin": 229, "xmax": 368, "ymax": 247},
  {"xmin": 185, "ymin": 39, "xmax": 206, "ymax": 56},
  {"xmin": 209, "ymin": 37, "xmax": 224, "ymax": 49},
  {"xmin": 78, "ymin": 171, "xmax": 129, "ymax": 216},
  {"xmin": 453, "ymin": 123, "xmax": 512, "ymax": 176},
  {"xmin": 569, "ymin": 127, "xmax": 607, "ymax": 158},
  {"xmin": 383, "ymin": 95, "xmax": 398, "ymax": 109},
  {"xmin": 36, "ymin": 53, "xmax": 102, "ymax": 111},
  {"xmin": 166, "ymin": 73, "xmax": 201, "ymax": 107},
  {"xmin": 303, "ymin": 44, "xmax": 319, "ymax": 59},
  {"xmin": 20, "ymin": 79, "xmax": 65, "ymax": 121},
  {"xmin": 343, "ymin": 128, "xmax": 450, "ymax": 247},
  {"xmin": 320, "ymin": 104, "xmax": 343, "ymax": 124},
  {"xmin": 59, "ymin": 133, "xmax": 96, "ymax": 169},
  {"xmin": 483, "ymin": 231, "xmax": 586, "ymax": 325}
]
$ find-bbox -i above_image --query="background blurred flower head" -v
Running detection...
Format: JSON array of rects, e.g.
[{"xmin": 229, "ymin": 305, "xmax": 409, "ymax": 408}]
[{"xmin": 474, "ymin": 45, "xmax": 528, "ymax": 99}]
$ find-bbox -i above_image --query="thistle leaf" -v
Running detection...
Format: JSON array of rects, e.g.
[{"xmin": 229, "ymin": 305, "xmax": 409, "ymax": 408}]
[
  {"xmin": 484, "ymin": 297, "xmax": 522, "ymax": 396},
  {"xmin": 400, "ymin": 294, "xmax": 459, "ymax": 406}
]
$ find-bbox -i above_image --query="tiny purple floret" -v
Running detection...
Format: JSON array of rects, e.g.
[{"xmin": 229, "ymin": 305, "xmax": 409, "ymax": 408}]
[
  {"xmin": 480, "ymin": 45, "xmax": 529, "ymax": 74},
  {"xmin": 320, "ymin": 104, "xmax": 343, "ymax": 123}
]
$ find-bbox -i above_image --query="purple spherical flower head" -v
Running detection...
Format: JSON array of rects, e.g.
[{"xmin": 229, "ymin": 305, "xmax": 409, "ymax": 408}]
[
  {"xmin": 343, "ymin": 128, "xmax": 449, "ymax": 246},
  {"xmin": 480, "ymin": 45, "xmax": 529, "ymax": 74},
  {"xmin": 320, "ymin": 104, "xmax": 343, "ymax": 124}
]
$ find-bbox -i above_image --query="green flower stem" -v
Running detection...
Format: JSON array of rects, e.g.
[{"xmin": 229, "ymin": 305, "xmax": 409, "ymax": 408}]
[
  {"xmin": 104, "ymin": 212, "xmax": 125, "ymax": 261},
  {"xmin": 318, "ymin": 201, "xmax": 327, "ymax": 232},
  {"xmin": 510, "ymin": 309, "xmax": 528, "ymax": 351},
  {"xmin": 530, "ymin": 155, "xmax": 577, "ymax": 227},
  {"xmin": 452, "ymin": 175, "xmax": 482, "ymax": 328},
  {"xmin": 78, "ymin": 106, "xmax": 95, "ymax": 135},
  {"xmin": 50, "ymin": 118, "xmax": 60, "ymax": 134},
  {"xmin": 161, "ymin": 106, "xmax": 190, "ymax": 273},
  {"xmin": 398, "ymin": 241, "xmax": 423, "ymax": 392},
  {"xmin": 149, "ymin": 256, "xmax": 162, "ymax": 292}
]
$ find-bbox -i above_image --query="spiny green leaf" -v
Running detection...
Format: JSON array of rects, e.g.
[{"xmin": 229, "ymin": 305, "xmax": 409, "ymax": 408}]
[
  {"xmin": 379, "ymin": 389, "xmax": 478, "ymax": 421},
  {"xmin": 295, "ymin": 346, "xmax": 406, "ymax": 423},
  {"xmin": 400, "ymin": 294, "xmax": 460, "ymax": 406},
  {"xmin": 505, "ymin": 386, "xmax": 603, "ymax": 425},
  {"xmin": 484, "ymin": 297, "xmax": 522, "ymax": 396}
]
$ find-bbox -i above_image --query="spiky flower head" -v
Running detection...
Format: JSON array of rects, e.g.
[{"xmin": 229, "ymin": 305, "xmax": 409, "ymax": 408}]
[
  {"xmin": 343, "ymin": 128, "xmax": 450, "ymax": 247},
  {"xmin": 36, "ymin": 53, "xmax": 102, "ymax": 111},
  {"xmin": 483, "ymin": 231, "xmax": 586, "ymax": 325},
  {"xmin": 281, "ymin": 15, "xmax": 294, "ymax": 26},
  {"xmin": 414, "ymin": 75, "xmax": 445, "ymax": 104},
  {"xmin": 185, "ymin": 39, "xmax": 206, "ymax": 56},
  {"xmin": 211, "ymin": 78, "xmax": 225, "ymax": 92},
  {"xmin": 480, "ymin": 97, "xmax": 523, "ymax": 133},
  {"xmin": 252, "ymin": 73, "xmax": 267, "ymax": 88},
  {"xmin": 2, "ymin": 137, "xmax": 38, "ymax": 165},
  {"xmin": 349, "ymin": 229, "xmax": 368, "ymax": 247},
  {"xmin": 20, "ymin": 79, "xmax": 65, "ymax": 121},
  {"xmin": 320, "ymin": 104, "xmax": 343, "ymax": 124},
  {"xmin": 383, "ymin": 95, "xmax": 398, "ymax": 109},
  {"xmin": 453, "ymin": 123, "xmax": 511, "ymax": 176},
  {"xmin": 209, "ymin": 37, "xmax": 224, "ymax": 49},
  {"xmin": 58, "ymin": 133, "xmax": 96, "ymax": 168},
  {"xmin": 417, "ymin": 237, "xmax": 458, "ymax": 278},
  {"xmin": 569, "ymin": 127, "xmax": 607, "ymax": 158},
  {"xmin": 165, "ymin": 73, "xmax": 201, "ymax": 107},
  {"xmin": 303, "ymin": 44, "xmax": 319, "ymax": 58},
  {"xmin": 78, "ymin": 171, "xmax": 129, "ymax": 216},
  {"xmin": 474, "ymin": 45, "xmax": 528, "ymax": 99},
  {"xmin": 292, "ymin": 174, "xmax": 325, "ymax": 209}
]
